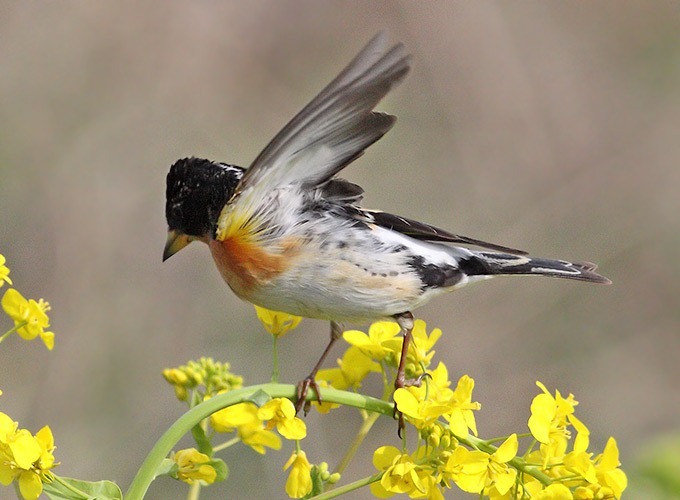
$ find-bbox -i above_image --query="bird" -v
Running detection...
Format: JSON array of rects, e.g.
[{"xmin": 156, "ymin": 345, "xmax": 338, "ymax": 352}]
[{"xmin": 163, "ymin": 33, "xmax": 610, "ymax": 419}]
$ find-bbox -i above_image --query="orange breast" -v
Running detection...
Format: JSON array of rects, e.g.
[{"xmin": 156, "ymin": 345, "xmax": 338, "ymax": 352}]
[{"xmin": 209, "ymin": 236, "xmax": 298, "ymax": 300}]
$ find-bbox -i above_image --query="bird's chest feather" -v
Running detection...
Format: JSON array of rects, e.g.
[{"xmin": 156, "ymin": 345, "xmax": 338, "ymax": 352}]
[{"xmin": 208, "ymin": 235, "xmax": 300, "ymax": 301}]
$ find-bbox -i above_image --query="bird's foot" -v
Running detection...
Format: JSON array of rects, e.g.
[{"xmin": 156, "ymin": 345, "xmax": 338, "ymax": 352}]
[
  {"xmin": 295, "ymin": 376, "xmax": 321, "ymax": 415},
  {"xmin": 393, "ymin": 372, "xmax": 430, "ymax": 437}
]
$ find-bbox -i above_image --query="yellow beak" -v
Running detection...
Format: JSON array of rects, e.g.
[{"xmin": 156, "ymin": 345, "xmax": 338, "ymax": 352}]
[{"xmin": 163, "ymin": 230, "xmax": 191, "ymax": 261}]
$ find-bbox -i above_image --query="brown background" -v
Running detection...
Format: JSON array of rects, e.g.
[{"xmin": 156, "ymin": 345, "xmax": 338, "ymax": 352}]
[{"xmin": 1, "ymin": 2, "xmax": 678, "ymax": 498}]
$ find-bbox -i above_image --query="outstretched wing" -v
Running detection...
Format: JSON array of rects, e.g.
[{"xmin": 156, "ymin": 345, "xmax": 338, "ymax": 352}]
[
  {"xmin": 365, "ymin": 209, "xmax": 528, "ymax": 254},
  {"xmin": 233, "ymin": 32, "xmax": 411, "ymax": 199}
]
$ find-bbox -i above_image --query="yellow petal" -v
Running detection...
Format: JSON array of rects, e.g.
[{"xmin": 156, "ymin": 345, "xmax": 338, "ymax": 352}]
[
  {"xmin": 373, "ymin": 446, "xmax": 401, "ymax": 470},
  {"xmin": 2, "ymin": 288, "xmax": 26, "ymax": 322},
  {"xmin": 278, "ymin": 417, "xmax": 307, "ymax": 440},
  {"xmin": 211, "ymin": 402, "xmax": 258, "ymax": 432},
  {"xmin": 18, "ymin": 471, "xmax": 43, "ymax": 500},
  {"xmin": 393, "ymin": 388, "xmax": 420, "ymax": 417},
  {"xmin": 41, "ymin": 331, "xmax": 55, "ymax": 351},
  {"xmin": 10, "ymin": 432, "xmax": 41, "ymax": 469},
  {"xmin": 534, "ymin": 483, "xmax": 572, "ymax": 499},
  {"xmin": 493, "ymin": 467, "xmax": 517, "ymax": 495},
  {"xmin": 493, "ymin": 434, "xmax": 518, "ymax": 463},
  {"xmin": 0, "ymin": 412, "xmax": 18, "ymax": 440},
  {"xmin": 598, "ymin": 437, "xmax": 620, "ymax": 470}
]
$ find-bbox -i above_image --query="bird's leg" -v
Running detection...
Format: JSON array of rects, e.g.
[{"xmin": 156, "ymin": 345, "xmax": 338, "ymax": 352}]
[
  {"xmin": 394, "ymin": 311, "xmax": 416, "ymax": 390},
  {"xmin": 393, "ymin": 311, "xmax": 420, "ymax": 436},
  {"xmin": 295, "ymin": 321, "xmax": 343, "ymax": 415}
]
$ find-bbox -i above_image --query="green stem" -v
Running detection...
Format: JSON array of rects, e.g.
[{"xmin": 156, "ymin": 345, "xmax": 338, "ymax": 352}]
[
  {"xmin": 333, "ymin": 380, "xmax": 394, "ymax": 479},
  {"xmin": 271, "ymin": 337, "xmax": 279, "ymax": 383},
  {"xmin": 334, "ymin": 411, "xmax": 380, "ymax": 478},
  {"xmin": 187, "ymin": 481, "xmax": 200, "ymax": 500},
  {"xmin": 0, "ymin": 322, "xmax": 23, "ymax": 344},
  {"xmin": 50, "ymin": 475, "xmax": 90, "ymax": 499},
  {"xmin": 484, "ymin": 432, "xmax": 533, "ymax": 444},
  {"xmin": 311, "ymin": 472, "xmax": 382, "ymax": 500},
  {"xmin": 125, "ymin": 384, "xmax": 392, "ymax": 500},
  {"xmin": 459, "ymin": 434, "xmax": 552, "ymax": 486},
  {"xmin": 212, "ymin": 436, "xmax": 241, "ymax": 453}
]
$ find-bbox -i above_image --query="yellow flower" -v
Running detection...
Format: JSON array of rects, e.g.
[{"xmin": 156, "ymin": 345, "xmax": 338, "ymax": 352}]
[
  {"xmin": 528, "ymin": 381, "xmax": 585, "ymax": 467},
  {"xmin": 0, "ymin": 254, "xmax": 12, "ymax": 287},
  {"xmin": 422, "ymin": 362, "xmax": 453, "ymax": 399},
  {"xmin": 254, "ymin": 305, "xmax": 302, "ymax": 337},
  {"xmin": 238, "ymin": 423, "xmax": 282, "ymax": 454},
  {"xmin": 210, "ymin": 402, "xmax": 281, "ymax": 454},
  {"xmin": 1, "ymin": 289, "xmax": 54, "ymax": 350},
  {"xmin": 257, "ymin": 398, "xmax": 306, "ymax": 440},
  {"xmin": 383, "ymin": 320, "xmax": 441, "ymax": 374},
  {"xmin": 283, "ymin": 450, "xmax": 312, "ymax": 498},
  {"xmin": 211, "ymin": 402, "xmax": 260, "ymax": 432},
  {"xmin": 316, "ymin": 346, "xmax": 379, "ymax": 391},
  {"xmin": 171, "ymin": 448, "xmax": 217, "ymax": 485},
  {"xmin": 371, "ymin": 446, "xmax": 432, "ymax": 498},
  {"xmin": 444, "ymin": 375, "xmax": 481, "ymax": 437},
  {"xmin": 397, "ymin": 362, "xmax": 454, "ymax": 427},
  {"xmin": 342, "ymin": 321, "xmax": 401, "ymax": 362},
  {"xmin": 594, "ymin": 437, "xmax": 627, "ymax": 499},
  {"xmin": 445, "ymin": 434, "xmax": 518, "ymax": 495},
  {"xmin": 394, "ymin": 387, "xmax": 454, "ymax": 430},
  {"xmin": 0, "ymin": 414, "xmax": 57, "ymax": 500},
  {"xmin": 532, "ymin": 483, "xmax": 573, "ymax": 499}
]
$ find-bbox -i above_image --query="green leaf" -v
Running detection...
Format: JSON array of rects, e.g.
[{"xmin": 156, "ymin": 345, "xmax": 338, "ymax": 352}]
[
  {"xmin": 152, "ymin": 458, "xmax": 179, "ymax": 480},
  {"xmin": 191, "ymin": 423, "xmax": 213, "ymax": 456},
  {"xmin": 210, "ymin": 458, "xmax": 229, "ymax": 483},
  {"xmin": 247, "ymin": 389, "xmax": 272, "ymax": 407},
  {"xmin": 43, "ymin": 476, "xmax": 122, "ymax": 500}
]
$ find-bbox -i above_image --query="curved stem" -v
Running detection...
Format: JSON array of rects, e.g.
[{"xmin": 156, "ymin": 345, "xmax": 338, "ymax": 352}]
[
  {"xmin": 125, "ymin": 384, "xmax": 392, "ymax": 499},
  {"xmin": 0, "ymin": 322, "xmax": 23, "ymax": 344},
  {"xmin": 333, "ymin": 380, "xmax": 394, "ymax": 480},
  {"xmin": 333, "ymin": 411, "xmax": 381, "ymax": 478}
]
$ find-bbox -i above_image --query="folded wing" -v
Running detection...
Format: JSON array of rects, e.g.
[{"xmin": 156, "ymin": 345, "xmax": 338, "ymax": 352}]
[{"xmin": 365, "ymin": 209, "xmax": 528, "ymax": 254}]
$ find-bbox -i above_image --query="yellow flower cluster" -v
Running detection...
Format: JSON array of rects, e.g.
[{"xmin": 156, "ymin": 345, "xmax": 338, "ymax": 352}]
[
  {"xmin": 162, "ymin": 312, "xmax": 626, "ymax": 499},
  {"xmin": 0, "ymin": 253, "xmax": 55, "ymax": 351},
  {"xmin": 164, "ymin": 346, "xmax": 323, "ymax": 497},
  {"xmin": 306, "ymin": 319, "xmax": 626, "ymax": 499},
  {"xmin": 525, "ymin": 382, "xmax": 627, "ymax": 499},
  {"xmin": 369, "ymin": 376, "xmax": 627, "ymax": 499},
  {"xmin": 0, "ymin": 412, "xmax": 57, "ymax": 500},
  {"xmin": 1, "ymin": 253, "xmax": 59, "ymax": 499},
  {"xmin": 162, "ymin": 357, "xmax": 243, "ymax": 402},
  {"xmin": 210, "ymin": 397, "xmax": 315, "ymax": 497},
  {"xmin": 341, "ymin": 320, "xmax": 440, "ymax": 379},
  {"xmin": 210, "ymin": 397, "xmax": 308, "ymax": 454}
]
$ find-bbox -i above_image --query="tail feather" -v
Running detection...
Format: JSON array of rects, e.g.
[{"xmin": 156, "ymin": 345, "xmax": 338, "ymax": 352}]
[{"xmin": 462, "ymin": 251, "xmax": 611, "ymax": 284}]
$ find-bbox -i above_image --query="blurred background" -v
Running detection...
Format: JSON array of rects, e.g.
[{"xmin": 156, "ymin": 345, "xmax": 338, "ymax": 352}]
[{"xmin": 1, "ymin": 2, "xmax": 678, "ymax": 498}]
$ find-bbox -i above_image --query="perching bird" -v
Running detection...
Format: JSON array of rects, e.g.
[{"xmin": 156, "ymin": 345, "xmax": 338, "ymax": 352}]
[{"xmin": 163, "ymin": 33, "xmax": 610, "ymax": 415}]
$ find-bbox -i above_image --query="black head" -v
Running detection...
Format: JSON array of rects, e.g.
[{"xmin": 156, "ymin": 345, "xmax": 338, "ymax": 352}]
[{"xmin": 164, "ymin": 157, "xmax": 244, "ymax": 260}]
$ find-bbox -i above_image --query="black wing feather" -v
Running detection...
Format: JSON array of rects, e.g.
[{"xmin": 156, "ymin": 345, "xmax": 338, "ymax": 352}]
[{"xmin": 367, "ymin": 210, "xmax": 528, "ymax": 255}]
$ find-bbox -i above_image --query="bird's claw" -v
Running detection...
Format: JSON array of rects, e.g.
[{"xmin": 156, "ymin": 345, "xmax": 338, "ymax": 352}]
[
  {"xmin": 393, "ymin": 372, "xmax": 431, "ymax": 437},
  {"xmin": 295, "ymin": 376, "xmax": 321, "ymax": 415}
]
